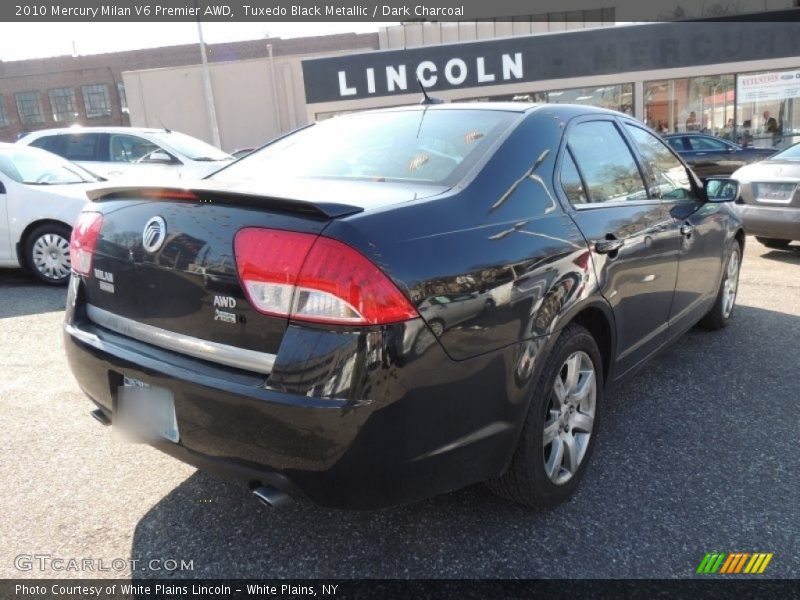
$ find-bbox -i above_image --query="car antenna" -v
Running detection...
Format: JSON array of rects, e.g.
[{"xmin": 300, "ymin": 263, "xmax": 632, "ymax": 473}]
[
  {"xmin": 417, "ymin": 78, "xmax": 443, "ymax": 105},
  {"xmin": 156, "ymin": 116, "xmax": 171, "ymax": 133}
]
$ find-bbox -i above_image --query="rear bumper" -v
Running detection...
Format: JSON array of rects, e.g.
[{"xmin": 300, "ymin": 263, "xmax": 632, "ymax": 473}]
[
  {"xmin": 734, "ymin": 204, "xmax": 800, "ymax": 240},
  {"xmin": 64, "ymin": 282, "xmax": 539, "ymax": 509}
]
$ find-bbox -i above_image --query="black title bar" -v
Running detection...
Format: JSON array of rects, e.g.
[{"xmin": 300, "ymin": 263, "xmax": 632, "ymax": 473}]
[{"xmin": 3, "ymin": 0, "xmax": 800, "ymax": 22}]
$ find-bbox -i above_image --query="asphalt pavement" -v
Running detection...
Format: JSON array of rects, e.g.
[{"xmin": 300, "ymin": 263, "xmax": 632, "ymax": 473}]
[{"xmin": 1, "ymin": 237, "xmax": 798, "ymax": 579}]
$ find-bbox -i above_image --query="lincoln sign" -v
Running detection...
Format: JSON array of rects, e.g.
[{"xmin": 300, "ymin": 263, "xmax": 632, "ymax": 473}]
[{"xmin": 301, "ymin": 20, "xmax": 800, "ymax": 104}]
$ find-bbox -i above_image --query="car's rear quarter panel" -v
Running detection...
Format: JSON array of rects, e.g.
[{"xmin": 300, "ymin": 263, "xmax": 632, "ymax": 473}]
[{"xmin": 324, "ymin": 110, "xmax": 595, "ymax": 362}]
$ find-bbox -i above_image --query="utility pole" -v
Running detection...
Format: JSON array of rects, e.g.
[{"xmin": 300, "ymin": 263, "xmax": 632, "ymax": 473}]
[
  {"xmin": 195, "ymin": 12, "xmax": 221, "ymax": 148},
  {"xmin": 267, "ymin": 43, "xmax": 281, "ymax": 135}
]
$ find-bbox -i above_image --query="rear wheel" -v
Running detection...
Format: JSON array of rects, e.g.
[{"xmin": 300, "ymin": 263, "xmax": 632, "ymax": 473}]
[
  {"xmin": 756, "ymin": 237, "xmax": 791, "ymax": 249},
  {"xmin": 488, "ymin": 323, "xmax": 602, "ymax": 509},
  {"xmin": 699, "ymin": 243, "xmax": 741, "ymax": 331},
  {"xmin": 25, "ymin": 223, "xmax": 72, "ymax": 285}
]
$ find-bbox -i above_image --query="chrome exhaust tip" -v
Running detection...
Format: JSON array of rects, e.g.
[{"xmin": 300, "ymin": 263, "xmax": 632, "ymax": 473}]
[{"xmin": 252, "ymin": 484, "xmax": 291, "ymax": 508}]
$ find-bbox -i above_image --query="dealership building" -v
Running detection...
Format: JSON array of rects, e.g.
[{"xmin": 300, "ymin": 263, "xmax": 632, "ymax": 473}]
[{"xmin": 118, "ymin": 14, "xmax": 800, "ymax": 153}]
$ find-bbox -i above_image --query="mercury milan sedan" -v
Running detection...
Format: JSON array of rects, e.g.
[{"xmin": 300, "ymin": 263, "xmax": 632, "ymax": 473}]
[{"xmin": 63, "ymin": 104, "xmax": 744, "ymax": 509}]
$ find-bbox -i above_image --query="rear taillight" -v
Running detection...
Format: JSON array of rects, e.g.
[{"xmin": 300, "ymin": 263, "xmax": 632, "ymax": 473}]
[
  {"xmin": 234, "ymin": 227, "xmax": 418, "ymax": 326},
  {"xmin": 69, "ymin": 212, "xmax": 103, "ymax": 275}
]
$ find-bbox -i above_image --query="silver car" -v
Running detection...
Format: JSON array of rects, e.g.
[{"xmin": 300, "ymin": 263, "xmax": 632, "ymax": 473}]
[{"xmin": 732, "ymin": 143, "xmax": 800, "ymax": 248}]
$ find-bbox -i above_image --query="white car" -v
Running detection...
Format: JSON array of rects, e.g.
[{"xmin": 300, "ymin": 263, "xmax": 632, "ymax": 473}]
[
  {"xmin": 17, "ymin": 127, "xmax": 234, "ymax": 181},
  {"xmin": 0, "ymin": 143, "xmax": 103, "ymax": 284}
]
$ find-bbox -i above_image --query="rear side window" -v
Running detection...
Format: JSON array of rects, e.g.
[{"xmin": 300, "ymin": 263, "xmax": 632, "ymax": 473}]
[
  {"xmin": 566, "ymin": 121, "xmax": 647, "ymax": 203},
  {"xmin": 666, "ymin": 137, "xmax": 685, "ymax": 151},
  {"xmin": 212, "ymin": 109, "xmax": 517, "ymax": 186},
  {"xmin": 687, "ymin": 136, "xmax": 729, "ymax": 151},
  {"xmin": 560, "ymin": 150, "xmax": 588, "ymax": 205},
  {"xmin": 62, "ymin": 133, "xmax": 105, "ymax": 162},
  {"xmin": 29, "ymin": 135, "xmax": 65, "ymax": 156},
  {"xmin": 625, "ymin": 125, "xmax": 695, "ymax": 200}
]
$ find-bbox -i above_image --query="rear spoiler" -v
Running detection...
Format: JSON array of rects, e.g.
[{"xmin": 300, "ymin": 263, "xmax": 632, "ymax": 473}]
[{"xmin": 86, "ymin": 186, "xmax": 364, "ymax": 219}]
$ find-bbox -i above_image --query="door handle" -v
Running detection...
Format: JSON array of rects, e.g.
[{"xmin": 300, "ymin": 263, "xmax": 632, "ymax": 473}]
[
  {"xmin": 594, "ymin": 238, "xmax": 624, "ymax": 254},
  {"xmin": 680, "ymin": 223, "xmax": 694, "ymax": 237},
  {"xmin": 695, "ymin": 152, "xmax": 708, "ymax": 156}
]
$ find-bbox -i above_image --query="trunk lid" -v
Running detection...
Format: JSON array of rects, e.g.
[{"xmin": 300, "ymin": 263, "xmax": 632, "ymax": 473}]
[
  {"xmin": 735, "ymin": 160, "xmax": 800, "ymax": 208},
  {"xmin": 81, "ymin": 179, "xmax": 446, "ymax": 362},
  {"xmin": 83, "ymin": 187, "xmax": 337, "ymax": 360}
]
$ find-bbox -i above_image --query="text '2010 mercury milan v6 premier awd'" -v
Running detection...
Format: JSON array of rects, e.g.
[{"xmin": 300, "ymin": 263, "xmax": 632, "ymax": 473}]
[{"xmin": 64, "ymin": 104, "xmax": 744, "ymax": 510}]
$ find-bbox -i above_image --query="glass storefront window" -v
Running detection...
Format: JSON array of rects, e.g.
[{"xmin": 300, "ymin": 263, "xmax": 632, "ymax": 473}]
[
  {"xmin": 736, "ymin": 68, "xmax": 800, "ymax": 150},
  {"xmin": 464, "ymin": 83, "xmax": 634, "ymax": 114},
  {"xmin": 644, "ymin": 75, "xmax": 735, "ymax": 139}
]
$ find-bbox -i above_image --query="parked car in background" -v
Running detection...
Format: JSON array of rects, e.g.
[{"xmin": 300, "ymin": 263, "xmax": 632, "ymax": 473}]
[
  {"xmin": 663, "ymin": 133, "xmax": 775, "ymax": 179},
  {"xmin": 0, "ymin": 144, "xmax": 102, "ymax": 284},
  {"xmin": 731, "ymin": 142, "xmax": 800, "ymax": 249},
  {"xmin": 64, "ymin": 104, "xmax": 744, "ymax": 511},
  {"xmin": 17, "ymin": 127, "xmax": 234, "ymax": 181}
]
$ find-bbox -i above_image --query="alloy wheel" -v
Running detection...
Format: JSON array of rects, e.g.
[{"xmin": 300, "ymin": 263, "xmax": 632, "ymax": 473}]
[
  {"xmin": 543, "ymin": 350, "xmax": 597, "ymax": 485},
  {"xmin": 722, "ymin": 247, "xmax": 740, "ymax": 319}
]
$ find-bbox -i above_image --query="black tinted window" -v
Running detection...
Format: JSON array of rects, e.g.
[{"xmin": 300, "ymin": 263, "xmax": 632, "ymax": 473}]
[
  {"xmin": 666, "ymin": 138, "xmax": 685, "ymax": 151},
  {"xmin": 687, "ymin": 136, "xmax": 729, "ymax": 151},
  {"xmin": 560, "ymin": 150, "xmax": 587, "ymax": 205},
  {"xmin": 567, "ymin": 121, "xmax": 647, "ymax": 203},
  {"xmin": 29, "ymin": 135, "xmax": 65, "ymax": 155},
  {"xmin": 62, "ymin": 133, "xmax": 104, "ymax": 161},
  {"xmin": 625, "ymin": 125, "xmax": 695, "ymax": 200}
]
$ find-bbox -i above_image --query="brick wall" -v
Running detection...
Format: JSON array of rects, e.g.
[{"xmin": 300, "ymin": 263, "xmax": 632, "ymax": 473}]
[{"xmin": 0, "ymin": 32, "xmax": 379, "ymax": 142}]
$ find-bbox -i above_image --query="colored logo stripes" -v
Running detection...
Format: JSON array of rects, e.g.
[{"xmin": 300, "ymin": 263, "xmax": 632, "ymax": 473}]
[{"xmin": 696, "ymin": 552, "xmax": 773, "ymax": 574}]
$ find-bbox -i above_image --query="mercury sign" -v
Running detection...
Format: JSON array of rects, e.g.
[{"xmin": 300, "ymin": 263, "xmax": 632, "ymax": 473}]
[{"xmin": 737, "ymin": 69, "xmax": 800, "ymax": 103}]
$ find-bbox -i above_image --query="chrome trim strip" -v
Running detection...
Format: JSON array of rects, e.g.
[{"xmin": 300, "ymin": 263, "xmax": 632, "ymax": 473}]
[
  {"xmin": 65, "ymin": 322, "xmax": 104, "ymax": 351},
  {"xmin": 83, "ymin": 304, "xmax": 275, "ymax": 375}
]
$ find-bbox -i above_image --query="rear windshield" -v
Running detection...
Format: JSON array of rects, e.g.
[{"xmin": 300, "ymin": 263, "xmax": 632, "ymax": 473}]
[
  {"xmin": 212, "ymin": 109, "xmax": 517, "ymax": 186},
  {"xmin": 771, "ymin": 143, "xmax": 800, "ymax": 160}
]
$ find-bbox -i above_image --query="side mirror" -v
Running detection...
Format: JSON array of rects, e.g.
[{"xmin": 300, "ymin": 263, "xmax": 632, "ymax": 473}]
[
  {"xmin": 705, "ymin": 178, "xmax": 740, "ymax": 203},
  {"xmin": 141, "ymin": 150, "xmax": 175, "ymax": 164}
]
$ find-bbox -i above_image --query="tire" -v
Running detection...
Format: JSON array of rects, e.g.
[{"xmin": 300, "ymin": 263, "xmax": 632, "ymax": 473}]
[
  {"xmin": 487, "ymin": 323, "xmax": 603, "ymax": 509},
  {"xmin": 755, "ymin": 237, "xmax": 791, "ymax": 249},
  {"xmin": 698, "ymin": 242, "xmax": 741, "ymax": 331},
  {"xmin": 25, "ymin": 223, "xmax": 72, "ymax": 285}
]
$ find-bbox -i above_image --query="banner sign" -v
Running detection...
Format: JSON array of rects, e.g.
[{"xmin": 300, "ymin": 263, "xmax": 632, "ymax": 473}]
[{"xmin": 737, "ymin": 69, "xmax": 800, "ymax": 103}]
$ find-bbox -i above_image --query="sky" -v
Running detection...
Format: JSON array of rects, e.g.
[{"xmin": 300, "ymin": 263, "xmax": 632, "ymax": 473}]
[{"xmin": 0, "ymin": 22, "xmax": 395, "ymax": 62}]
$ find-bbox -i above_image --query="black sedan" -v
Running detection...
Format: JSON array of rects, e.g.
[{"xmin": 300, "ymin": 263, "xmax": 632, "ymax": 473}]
[
  {"xmin": 663, "ymin": 132, "xmax": 775, "ymax": 178},
  {"xmin": 64, "ymin": 104, "xmax": 744, "ymax": 510}
]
